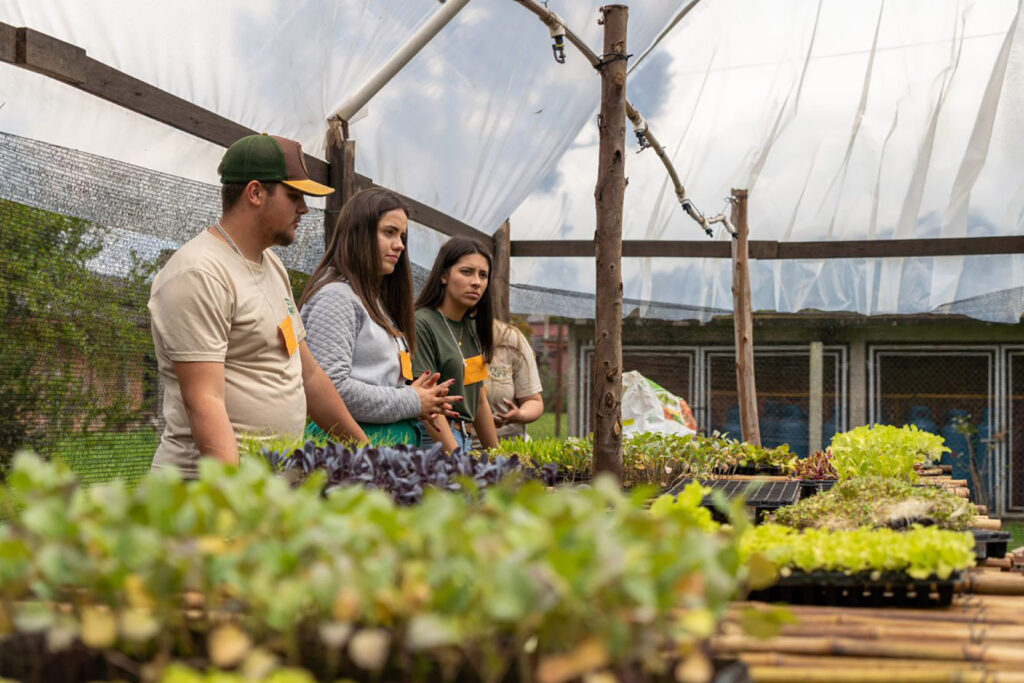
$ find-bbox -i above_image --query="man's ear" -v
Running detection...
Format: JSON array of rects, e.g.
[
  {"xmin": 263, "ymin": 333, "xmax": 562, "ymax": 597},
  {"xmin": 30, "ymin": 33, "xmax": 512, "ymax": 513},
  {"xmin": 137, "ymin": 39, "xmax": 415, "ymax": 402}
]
[{"xmin": 244, "ymin": 180, "xmax": 263, "ymax": 207}]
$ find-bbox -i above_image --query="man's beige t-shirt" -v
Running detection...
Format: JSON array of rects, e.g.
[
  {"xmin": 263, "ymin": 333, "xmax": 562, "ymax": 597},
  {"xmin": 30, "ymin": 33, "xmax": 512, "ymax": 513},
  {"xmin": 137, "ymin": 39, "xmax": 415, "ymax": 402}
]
[
  {"xmin": 485, "ymin": 322, "xmax": 543, "ymax": 441},
  {"xmin": 148, "ymin": 230, "xmax": 306, "ymax": 478}
]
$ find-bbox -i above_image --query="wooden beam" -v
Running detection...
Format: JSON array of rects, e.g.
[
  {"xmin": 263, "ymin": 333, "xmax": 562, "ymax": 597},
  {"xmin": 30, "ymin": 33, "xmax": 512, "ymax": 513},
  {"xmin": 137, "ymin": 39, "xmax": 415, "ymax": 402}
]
[
  {"xmin": 491, "ymin": 220, "xmax": 511, "ymax": 322},
  {"xmin": 592, "ymin": 5, "xmax": 628, "ymax": 482},
  {"xmin": 0, "ymin": 22, "xmax": 492, "ymax": 244},
  {"xmin": 731, "ymin": 189, "xmax": 760, "ymax": 447},
  {"xmin": 511, "ymin": 235, "xmax": 1024, "ymax": 259},
  {"xmin": 324, "ymin": 121, "xmax": 357, "ymax": 246},
  {"xmin": 808, "ymin": 341, "xmax": 824, "ymax": 454}
]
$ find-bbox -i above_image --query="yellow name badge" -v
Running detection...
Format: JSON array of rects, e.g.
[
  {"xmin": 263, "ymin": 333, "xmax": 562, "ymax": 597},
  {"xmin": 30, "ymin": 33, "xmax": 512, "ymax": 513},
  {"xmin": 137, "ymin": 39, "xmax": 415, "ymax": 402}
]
[
  {"xmin": 400, "ymin": 349, "xmax": 413, "ymax": 381},
  {"xmin": 463, "ymin": 354, "xmax": 489, "ymax": 385},
  {"xmin": 279, "ymin": 316, "xmax": 298, "ymax": 357}
]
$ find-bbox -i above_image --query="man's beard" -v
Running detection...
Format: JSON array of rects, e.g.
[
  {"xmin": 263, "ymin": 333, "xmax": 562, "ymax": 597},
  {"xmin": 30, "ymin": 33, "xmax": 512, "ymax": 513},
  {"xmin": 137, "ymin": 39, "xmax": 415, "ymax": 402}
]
[{"xmin": 272, "ymin": 227, "xmax": 296, "ymax": 247}]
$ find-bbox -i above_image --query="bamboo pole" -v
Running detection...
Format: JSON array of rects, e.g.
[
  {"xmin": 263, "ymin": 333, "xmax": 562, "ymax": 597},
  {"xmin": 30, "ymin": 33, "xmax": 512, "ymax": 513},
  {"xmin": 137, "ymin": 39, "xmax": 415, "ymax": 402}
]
[
  {"xmin": 972, "ymin": 516, "xmax": 1003, "ymax": 530},
  {"xmin": 591, "ymin": 4, "xmax": 628, "ymax": 482},
  {"xmin": 771, "ymin": 622, "xmax": 1024, "ymax": 642},
  {"xmin": 732, "ymin": 601, "xmax": 1024, "ymax": 625},
  {"xmin": 959, "ymin": 573, "xmax": 1024, "ymax": 596},
  {"xmin": 711, "ymin": 634, "xmax": 1024, "ymax": 663},
  {"xmin": 983, "ymin": 557, "xmax": 1013, "ymax": 570},
  {"xmin": 746, "ymin": 665, "xmax": 1024, "ymax": 683},
  {"xmin": 739, "ymin": 653, "xmax": 1024, "ymax": 673}
]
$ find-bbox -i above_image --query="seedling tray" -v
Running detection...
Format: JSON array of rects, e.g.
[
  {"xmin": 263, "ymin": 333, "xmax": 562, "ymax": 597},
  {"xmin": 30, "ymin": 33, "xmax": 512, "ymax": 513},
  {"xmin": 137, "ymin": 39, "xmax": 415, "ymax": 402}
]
[
  {"xmin": 667, "ymin": 478, "xmax": 801, "ymax": 522},
  {"xmin": 972, "ymin": 529, "xmax": 1012, "ymax": 560},
  {"xmin": 747, "ymin": 570, "xmax": 960, "ymax": 608},
  {"xmin": 720, "ymin": 463, "xmax": 789, "ymax": 477},
  {"xmin": 797, "ymin": 479, "xmax": 837, "ymax": 499}
]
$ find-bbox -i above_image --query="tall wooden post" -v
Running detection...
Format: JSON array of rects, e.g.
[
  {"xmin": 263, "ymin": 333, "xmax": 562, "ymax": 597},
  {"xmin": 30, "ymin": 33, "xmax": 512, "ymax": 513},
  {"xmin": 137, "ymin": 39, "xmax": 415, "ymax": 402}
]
[
  {"xmin": 325, "ymin": 119, "xmax": 357, "ymax": 246},
  {"xmin": 730, "ymin": 188, "xmax": 761, "ymax": 446},
  {"xmin": 491, "ymin": 219, "xmax": 511, "ymax": 322},
  {"xmin": 808, "ymin": 340, "xmax": 824, "ymax": 454},
  {"xmin": 592, "ymin": 4, "xmax": 628, "ymax": 481},
  {"xmin": 554, "ymin": 320, "xmax": 565, "ymax": 437}
]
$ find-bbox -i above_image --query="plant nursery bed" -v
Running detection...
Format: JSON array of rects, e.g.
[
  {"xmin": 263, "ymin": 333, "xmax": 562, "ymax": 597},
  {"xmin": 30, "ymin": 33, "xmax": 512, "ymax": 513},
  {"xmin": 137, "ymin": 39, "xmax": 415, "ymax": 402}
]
[
  {"xmin": 747, "ymin": 570, "xmax": 961, "ymax": 608},
  {"xmin": 972, "ymin": 529, "xmax": 1012, "ymax": 560},
  {"xmin": 796, "ymin": 479, "xmax": 837, "ymax": 499},
  {"xmin": 668, "ymin": 478, "xmax": 801, "ymax": 522}
]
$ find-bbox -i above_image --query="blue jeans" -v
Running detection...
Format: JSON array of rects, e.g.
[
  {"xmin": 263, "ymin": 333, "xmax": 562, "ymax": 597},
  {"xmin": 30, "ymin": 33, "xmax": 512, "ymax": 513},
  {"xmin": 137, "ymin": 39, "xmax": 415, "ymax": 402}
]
[{"xmin": 419, "ymin": 420, "xmax": 470, "ymax": 451}]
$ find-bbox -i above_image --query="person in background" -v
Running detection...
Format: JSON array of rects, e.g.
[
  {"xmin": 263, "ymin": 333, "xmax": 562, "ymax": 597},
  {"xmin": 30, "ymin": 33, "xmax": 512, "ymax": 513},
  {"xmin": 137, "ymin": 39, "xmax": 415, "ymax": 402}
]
[
  {"xmin": 148, "ymin": 133, "xmax": 366, "ymax": 478},
  {"xmin": 413, "ymin": 238, "xmax": 500, "ymax": 452},
  {"xmin": 476, "ymin": 319, "xmax": 544, "ymax": 448},
  {"xmin": 299, "ymin": 188, "xmax": 459, "ymax": 445}
]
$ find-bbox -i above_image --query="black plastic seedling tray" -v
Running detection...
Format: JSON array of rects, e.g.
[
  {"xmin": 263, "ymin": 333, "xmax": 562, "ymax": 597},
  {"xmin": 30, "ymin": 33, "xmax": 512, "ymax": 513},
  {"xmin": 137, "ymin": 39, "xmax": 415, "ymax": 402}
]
[
  {"xmin": 747, "ymin": 570, "xmax": 960, "ymax": 608},
  {"xmin": 667, "ymin": 478, "xmax": 802, "ymax": 522},
  {"xmin": 797, "ymin": 479, "xmax": 837, "ymax": 499},
  {"xmin": 722, "ymin": 463, "xmax": 789, "ymax": 477},
  {"xmin": 972, "ymin": 529, "xmax": 1012, "ymax": 560}
]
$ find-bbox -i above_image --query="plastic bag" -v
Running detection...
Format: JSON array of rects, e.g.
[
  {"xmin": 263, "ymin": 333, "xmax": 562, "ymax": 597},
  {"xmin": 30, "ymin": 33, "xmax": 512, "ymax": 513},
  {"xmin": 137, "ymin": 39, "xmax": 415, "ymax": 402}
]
[{"xmin": 621, "ymin": 370, "xmax": 697, "ymax": 436}]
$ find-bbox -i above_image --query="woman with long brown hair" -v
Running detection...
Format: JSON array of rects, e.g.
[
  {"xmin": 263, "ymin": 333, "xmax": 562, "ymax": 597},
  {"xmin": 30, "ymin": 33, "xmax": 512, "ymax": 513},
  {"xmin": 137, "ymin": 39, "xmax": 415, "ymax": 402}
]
[
  {"xmin": 413, "ymin": 237, "xmax": 499, "ymax": 452},
  {"xmin": 300, "ymin": 188, "xmax": 457, "ymax": 446}
]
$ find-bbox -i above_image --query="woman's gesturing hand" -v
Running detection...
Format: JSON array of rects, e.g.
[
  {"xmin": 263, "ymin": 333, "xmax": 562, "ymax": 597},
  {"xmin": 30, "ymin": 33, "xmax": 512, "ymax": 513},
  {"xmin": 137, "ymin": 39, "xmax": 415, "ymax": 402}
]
[{"xmin": 413, "ymin": 371, "xmax": 462, "ymax": 421}]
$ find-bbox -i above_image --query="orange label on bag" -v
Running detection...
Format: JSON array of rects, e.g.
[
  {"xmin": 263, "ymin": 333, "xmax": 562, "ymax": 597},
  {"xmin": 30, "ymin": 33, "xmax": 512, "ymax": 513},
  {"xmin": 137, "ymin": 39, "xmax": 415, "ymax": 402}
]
[
  {"xmin": 279, "ymin": 316, "xmax": 298, "ymax": 357},
  {"xmin": 400, "ymin": 350, "xmax": 413, "ymax": 381},
  {"xmin": 463, "ymin": 354, "xmax": 489, "ymax": 385}
]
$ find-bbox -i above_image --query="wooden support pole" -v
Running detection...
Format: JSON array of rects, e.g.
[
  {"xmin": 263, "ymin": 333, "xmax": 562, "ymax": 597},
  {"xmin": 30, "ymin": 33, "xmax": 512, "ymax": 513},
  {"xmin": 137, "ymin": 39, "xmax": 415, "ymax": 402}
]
[
  {"xmin": 491, "ymin": 219, "xmax": 511, "ymax": 322},
  {"xmin": 731, "ymin": 189, "xmax": 760, "ymax": 446},
  {"xmin": 808, "ymin": 341, "xmax": 824, "ymax": 454},
  {"xmin": 592, "ymin": 4, "xmax": 628, "ymax": 482},
  {"xmin": 324, "ymin": 121, "xmax": 358, "ymax": 246},
  {"xmin": 555, "ymin": 320, "xmax": 565, "ymax": 438}
]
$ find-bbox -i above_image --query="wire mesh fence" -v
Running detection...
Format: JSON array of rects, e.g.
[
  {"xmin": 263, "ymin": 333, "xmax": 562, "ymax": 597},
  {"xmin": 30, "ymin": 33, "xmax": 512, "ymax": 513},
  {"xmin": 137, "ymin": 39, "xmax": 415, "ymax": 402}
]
[{"xmin": 704, "ymin": 348, "xmax": 844, "ymax": 458}]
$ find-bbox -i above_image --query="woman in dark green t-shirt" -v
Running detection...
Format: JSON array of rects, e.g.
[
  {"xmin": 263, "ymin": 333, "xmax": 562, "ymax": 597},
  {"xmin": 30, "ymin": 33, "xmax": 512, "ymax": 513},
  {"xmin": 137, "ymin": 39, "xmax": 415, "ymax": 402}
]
[{"xmin": 413, "ymin": 238, "xmax": 499, "ymax": 452}]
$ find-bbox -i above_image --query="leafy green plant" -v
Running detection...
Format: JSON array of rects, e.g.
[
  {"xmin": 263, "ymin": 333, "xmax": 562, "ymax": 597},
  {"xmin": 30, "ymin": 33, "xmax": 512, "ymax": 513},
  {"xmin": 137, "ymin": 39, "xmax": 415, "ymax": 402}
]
[
  {"xmin": 0, "ymin": 199, "xmax": 159, "ymax": 472},
  {"xmin": 793, "ymin": 450, "xmax": 837, "ymax": 480},
  {"xmin": 742, "ymin": 523, "xmax": 975, "ymax": 580},
  {"xmin": 0, "ymin": 451, "xmax": 744, "ymax": 680},
  {"xmin": 649, "ymin": 482, "xmax": 719, "ymax": 533},
  {"xmin": 829, "ymin": 424, "xmax": 949, "ymax": 482},
  {"xmin": 770, "ymin": 477, "xmax": 976, "ymax": 531},
  {"xmin": 490, "ymin": 432, "xmax": 797, "ymax": 488}
]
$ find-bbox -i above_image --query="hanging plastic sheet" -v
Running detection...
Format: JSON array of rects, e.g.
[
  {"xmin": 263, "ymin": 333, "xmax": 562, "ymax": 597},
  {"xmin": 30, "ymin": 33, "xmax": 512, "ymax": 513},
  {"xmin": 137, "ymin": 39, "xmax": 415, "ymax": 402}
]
[
  {"xmin": 512, "ymin": 0, "xmax": 1024, "ymax": 322},
  {"xmin": 0, "ymin": 1, "xmax": 682, "ymax": 234}
]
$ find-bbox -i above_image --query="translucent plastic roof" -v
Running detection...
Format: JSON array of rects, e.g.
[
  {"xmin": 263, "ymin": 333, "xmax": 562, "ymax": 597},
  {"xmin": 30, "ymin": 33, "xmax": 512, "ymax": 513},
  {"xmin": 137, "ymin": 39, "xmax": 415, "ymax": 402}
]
[
  {"xmin": 512, "ymin": 0, "xmax": 1024, "ymax": 321},
  {"xmin": 2, "ymin": 1, "xmax": 1022, "ymax": 322}
]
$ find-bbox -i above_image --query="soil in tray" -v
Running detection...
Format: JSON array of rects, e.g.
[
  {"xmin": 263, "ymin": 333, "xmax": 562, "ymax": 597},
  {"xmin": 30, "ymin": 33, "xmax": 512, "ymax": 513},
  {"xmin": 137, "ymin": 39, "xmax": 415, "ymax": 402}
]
[{"xmin": 747, "ymin": 571, "xmax": 959, "ymax": 608}]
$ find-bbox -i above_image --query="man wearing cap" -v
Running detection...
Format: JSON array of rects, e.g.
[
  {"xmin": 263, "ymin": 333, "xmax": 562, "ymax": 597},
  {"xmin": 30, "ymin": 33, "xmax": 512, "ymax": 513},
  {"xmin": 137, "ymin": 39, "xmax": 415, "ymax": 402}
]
[{"xmin": 148, "ymin": 133, "xmax": 367, "ymax": 477}]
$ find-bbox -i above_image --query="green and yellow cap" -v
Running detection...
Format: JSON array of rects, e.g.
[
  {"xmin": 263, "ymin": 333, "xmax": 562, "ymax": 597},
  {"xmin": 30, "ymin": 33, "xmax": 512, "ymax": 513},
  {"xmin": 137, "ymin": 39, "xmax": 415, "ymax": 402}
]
[{"xmin": 218, "ymin": 133, "xmax": 334, "ymax": 197}]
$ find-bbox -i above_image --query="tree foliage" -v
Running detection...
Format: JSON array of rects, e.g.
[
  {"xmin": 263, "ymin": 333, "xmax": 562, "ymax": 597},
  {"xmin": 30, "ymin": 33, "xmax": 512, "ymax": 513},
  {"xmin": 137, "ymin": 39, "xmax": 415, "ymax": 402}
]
[{"xmin": 0, "ymin": 199, "xmax": 156, "ymax": 470}]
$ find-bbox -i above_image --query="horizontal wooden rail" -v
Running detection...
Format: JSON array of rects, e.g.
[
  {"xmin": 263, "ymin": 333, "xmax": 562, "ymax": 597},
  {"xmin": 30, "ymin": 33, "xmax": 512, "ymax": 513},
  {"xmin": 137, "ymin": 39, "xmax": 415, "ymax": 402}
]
[
  {"xmin": 0, "ymin": 23, "xmax": 491, "ymax": 244},
  {"xmin": 511, "ymin": 235, "xmax": 1024, "ymax": 259}
]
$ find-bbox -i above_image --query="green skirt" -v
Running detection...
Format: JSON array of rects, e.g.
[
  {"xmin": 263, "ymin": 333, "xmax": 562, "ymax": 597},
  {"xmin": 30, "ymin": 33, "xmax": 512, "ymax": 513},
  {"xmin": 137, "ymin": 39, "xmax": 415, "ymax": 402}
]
[{"xmin": 305, "ymin": 418, "xmax": 421, "ymax": 447}]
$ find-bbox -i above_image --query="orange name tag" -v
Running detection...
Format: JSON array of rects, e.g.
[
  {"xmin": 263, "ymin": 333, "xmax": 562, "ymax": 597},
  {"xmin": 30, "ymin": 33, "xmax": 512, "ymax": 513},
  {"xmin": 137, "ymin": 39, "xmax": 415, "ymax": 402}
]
[
  {"xmin": 463, "ymin": 354, "xmax": 489, "ymax": 385},
  {"xmin": 400, "ymin": 349, "xmax": 413, "ymax": 381},
  {"xmin": 279, "ymin": 316, "xmax": 298, "ymax": 357}
]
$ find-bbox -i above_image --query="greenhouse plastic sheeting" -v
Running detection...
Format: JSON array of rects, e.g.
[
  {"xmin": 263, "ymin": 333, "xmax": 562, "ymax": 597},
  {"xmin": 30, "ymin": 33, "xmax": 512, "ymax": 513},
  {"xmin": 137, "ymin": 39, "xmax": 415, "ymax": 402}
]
[
  {"xmin": 2, "ymin": 1, "xmax": 1023, "ymax": 323},
  {"xmin": 512, "ymin": 0, "xmax": 1024, "ymax": 322},
  {"xmin": 0, "ymin": 1, "xmax": 680, "ymax": 234}
]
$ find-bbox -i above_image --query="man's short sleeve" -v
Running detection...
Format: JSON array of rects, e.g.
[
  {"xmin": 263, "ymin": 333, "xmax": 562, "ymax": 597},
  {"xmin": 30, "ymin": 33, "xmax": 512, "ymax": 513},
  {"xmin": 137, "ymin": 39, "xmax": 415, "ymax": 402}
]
[
  {"xmin": 149, "ymin": 269, "xmax": 233, "ymax": 361},
  {"xmin": 512, "ymin": 328, "xmax": 543, "ymax": 399}
]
